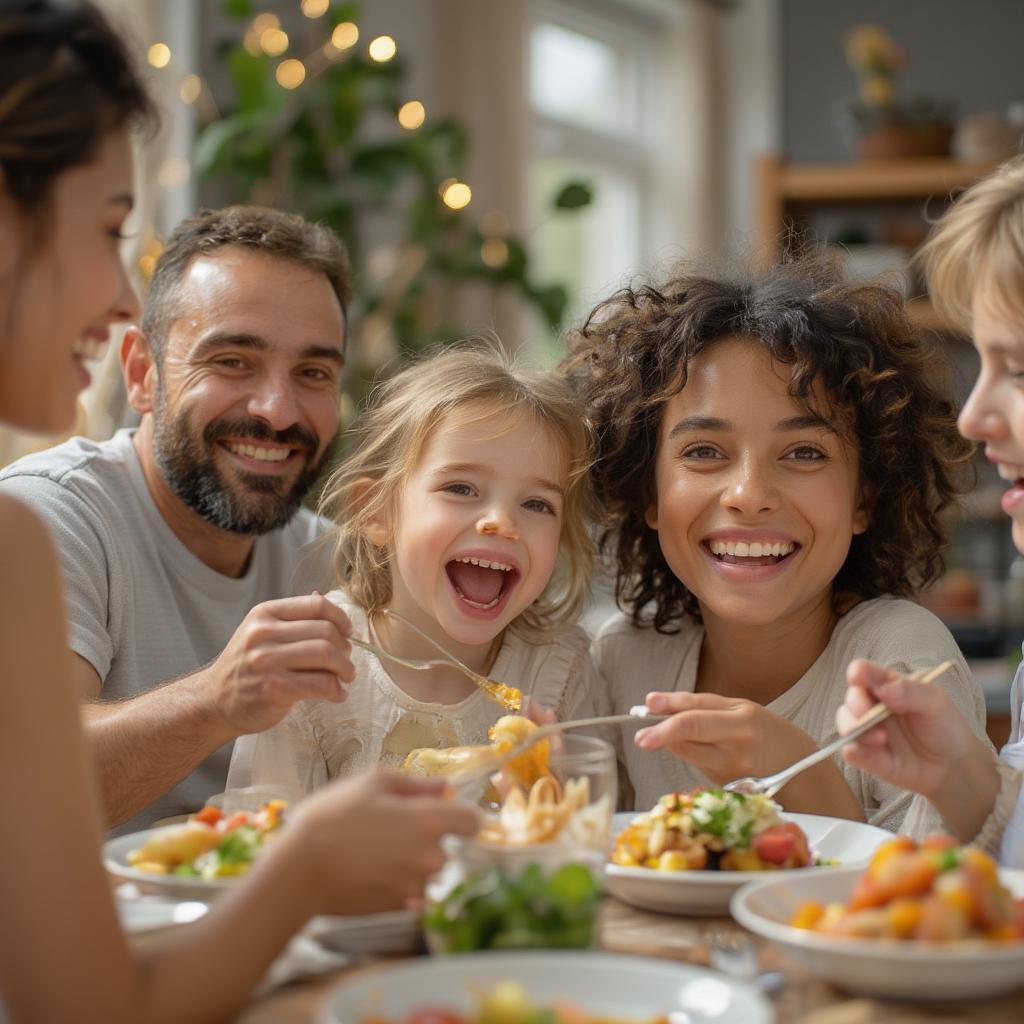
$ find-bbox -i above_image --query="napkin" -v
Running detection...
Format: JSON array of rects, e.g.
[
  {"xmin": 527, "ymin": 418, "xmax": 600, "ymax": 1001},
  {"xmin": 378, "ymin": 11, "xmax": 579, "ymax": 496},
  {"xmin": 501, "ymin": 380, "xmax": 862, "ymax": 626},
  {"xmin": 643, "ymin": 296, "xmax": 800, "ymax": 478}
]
[{"xmin": 252, "ymin": 933, "xmax": 350, "ymax": 997}]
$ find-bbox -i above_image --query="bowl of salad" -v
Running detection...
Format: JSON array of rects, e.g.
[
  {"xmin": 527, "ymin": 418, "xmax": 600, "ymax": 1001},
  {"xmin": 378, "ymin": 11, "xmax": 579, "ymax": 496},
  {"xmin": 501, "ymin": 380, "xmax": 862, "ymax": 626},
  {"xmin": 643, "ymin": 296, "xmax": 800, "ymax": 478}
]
[{"xmin": 424, "ymin": 731, "xmax": 616, "ymax": 953}]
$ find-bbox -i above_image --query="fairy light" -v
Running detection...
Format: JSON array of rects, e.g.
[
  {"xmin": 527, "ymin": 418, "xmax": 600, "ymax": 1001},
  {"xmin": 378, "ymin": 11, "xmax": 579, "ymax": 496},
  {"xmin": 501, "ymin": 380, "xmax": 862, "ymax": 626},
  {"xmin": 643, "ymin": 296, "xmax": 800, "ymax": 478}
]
[
  {"xmin": 138, "ymin": 239, "xmax": 164, "ymax": 281},
  {"xmin": 243, "ymin": 29, "xmax": 261, "ymax": 55},
  {"xmin": 441, "ymin": 180, "xmax": 472, "ymax": 210},
  {"xmin": 481, "ymin": 238, "xmax": 509, "ymax": 268},
  {"xmin": 157, "ymin": 157, "xmax": 190, "ymax": 188},
  {"xmin": 251, "ymin": 13, "xmax": 279, "ymax": 34},
  {"xmin": 331, "ymin": 22, "xmax": 359, "ymax": 50},
  {"xmin": 301, "ymin": 0, "xmax": 329, "ymax": 17},
  {"xmin": 179, "ymin": 74, "xmax": 201, "ymax": 104},
  {"xmin": 147, "ymin": 42, "xmax": 171, "ymax": 68},
  {"xmin": 368, "ymin": 35, "xmax": 397, "ymax": 62},
  {"xmin": 260, "ymin": 27, "xmax": 289, "ymax": 56},
  {"xmin": 480, "ymin": 211, "xmax": 510, "ymax": 237},
  {"xmin": 276, "ymin": 58, "xmax": 306, "ymax": 89},
  {"xmin": 397, "ymin": 100, "xmax": 425, "ymax": 130}
]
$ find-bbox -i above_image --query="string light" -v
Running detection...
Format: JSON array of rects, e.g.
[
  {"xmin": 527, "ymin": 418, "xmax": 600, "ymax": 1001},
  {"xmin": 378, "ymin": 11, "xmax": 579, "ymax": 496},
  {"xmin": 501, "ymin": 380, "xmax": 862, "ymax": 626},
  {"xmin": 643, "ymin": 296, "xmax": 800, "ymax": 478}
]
[
  {"xmin": 138, "ymin": 238, "xmax": 164, "ymax": 280},
  {"xmin": 331, "ymin": 22, "xmax": 359, "ymax": 50},
  {"xmin": 157, "ymin": 157, "xmax": 190, "ymax": 188},
  {"xmin": 243, "ymin": 29, "xmax": 261, "ymax": 55},
  {"xmin": 481, "ymin": 238, "xmax": 509, "ymax": 268},
  {"xmin": 260, "ymin": 27, "xmax": 289, "ymax": 56},
  {"xmin": 276, "ymin": 58, "xmax": 306, "ymax": 89},
  {"xmin": 480, "ymin": 211, "xmax": 510, "ymax": 237},
  {"xmin": 251, "ymin": 13, "xmax": 279, "ymax": 34},
  {"xmin": 300, "ymin": 0, "xmax": 329, "ymax": 17},
  {"xmin": 397, "ymin": 100, "xmax": 425, "ymax": 130},
  {"xmin": 179, "ymin": 74, "xmax": 201, "ymax": 104},
  {"xmin": 147, "ymin": 42, "xmax": 171, "ymax": 68},
  {"xmin": 441, "ymin": 180, "xmax": 472, "ymax": 210},
  {"xmin": 368, "ymin": 35, "xmax": 397, "ymax": 62}
]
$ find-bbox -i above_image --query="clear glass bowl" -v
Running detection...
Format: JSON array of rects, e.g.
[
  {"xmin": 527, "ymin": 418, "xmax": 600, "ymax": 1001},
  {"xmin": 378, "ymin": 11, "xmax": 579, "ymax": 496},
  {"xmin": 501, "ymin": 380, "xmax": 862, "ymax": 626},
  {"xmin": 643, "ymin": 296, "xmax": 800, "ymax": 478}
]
[{"xmin": 424, "ymin": 734, "xmax": 615, "ymax": 953}]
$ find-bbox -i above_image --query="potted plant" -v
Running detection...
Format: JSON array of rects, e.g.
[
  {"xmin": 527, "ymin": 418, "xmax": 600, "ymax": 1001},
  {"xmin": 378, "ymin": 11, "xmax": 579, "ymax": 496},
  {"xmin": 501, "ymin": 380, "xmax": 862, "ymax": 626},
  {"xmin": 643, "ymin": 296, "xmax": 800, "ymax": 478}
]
[{"xmin": 843, "ymin": 25, "xmax": 953, "ymax": 160}]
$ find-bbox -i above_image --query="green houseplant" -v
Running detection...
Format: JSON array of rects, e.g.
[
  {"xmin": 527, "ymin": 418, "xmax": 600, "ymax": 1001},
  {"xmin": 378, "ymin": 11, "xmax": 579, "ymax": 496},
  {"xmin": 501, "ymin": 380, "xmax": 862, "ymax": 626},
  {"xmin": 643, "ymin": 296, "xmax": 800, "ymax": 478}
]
[{"xmin": 196, "ymin": 0, "xmax": 592, "ymax": 401}]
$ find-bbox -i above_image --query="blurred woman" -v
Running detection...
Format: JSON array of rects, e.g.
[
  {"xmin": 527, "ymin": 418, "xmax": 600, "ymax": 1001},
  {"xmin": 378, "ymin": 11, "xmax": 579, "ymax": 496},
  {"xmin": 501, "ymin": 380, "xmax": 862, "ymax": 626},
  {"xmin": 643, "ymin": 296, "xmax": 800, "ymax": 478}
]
[{"xmin": 0, "ymin": 4, "xmax": 475, "ymax": 1022}]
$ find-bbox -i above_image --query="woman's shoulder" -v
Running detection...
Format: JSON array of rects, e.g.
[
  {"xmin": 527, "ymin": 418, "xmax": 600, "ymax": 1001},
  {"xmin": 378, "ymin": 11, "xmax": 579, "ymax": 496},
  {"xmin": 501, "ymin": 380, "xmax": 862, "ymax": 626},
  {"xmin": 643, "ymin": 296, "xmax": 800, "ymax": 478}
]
[{"xmin": 834, "ymin": 596, "xmax": 960, "ymax": 654}]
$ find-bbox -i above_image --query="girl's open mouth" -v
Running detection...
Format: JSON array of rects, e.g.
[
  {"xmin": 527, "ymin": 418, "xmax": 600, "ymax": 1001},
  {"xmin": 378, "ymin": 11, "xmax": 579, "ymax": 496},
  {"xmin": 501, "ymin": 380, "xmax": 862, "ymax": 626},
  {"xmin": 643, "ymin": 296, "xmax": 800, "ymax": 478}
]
[
  {"xmin": 705, "ymin": 539, "xmax": 799, "ymax": 567},
  {"xmin": 445, "ymin": 557, "xmax": 519, "ymax": 612}
]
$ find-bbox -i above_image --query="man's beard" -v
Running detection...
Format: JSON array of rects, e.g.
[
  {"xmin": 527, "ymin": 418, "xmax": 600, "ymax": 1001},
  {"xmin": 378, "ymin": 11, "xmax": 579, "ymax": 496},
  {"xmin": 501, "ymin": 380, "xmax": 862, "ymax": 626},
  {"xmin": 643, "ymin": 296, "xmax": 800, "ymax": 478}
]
[{"xmin": 152, "ymin": 400, "xmax": 328, "ymax": 536}]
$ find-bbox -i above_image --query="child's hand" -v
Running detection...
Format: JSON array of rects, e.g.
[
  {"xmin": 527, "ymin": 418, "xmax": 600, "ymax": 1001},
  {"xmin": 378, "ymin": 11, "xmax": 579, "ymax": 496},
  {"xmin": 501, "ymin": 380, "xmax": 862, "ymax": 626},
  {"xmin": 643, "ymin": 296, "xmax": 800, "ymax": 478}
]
[
  {"xmin": 836, "ymin": 659, "xmax": 973, "ymax": 797},
  {"xmin": 634, "ymin": 691, "xmax": 863, "ymax": 818},
  {"xmin": 288, "ymin": 770, "xmax": 479, "ymax": 916}
]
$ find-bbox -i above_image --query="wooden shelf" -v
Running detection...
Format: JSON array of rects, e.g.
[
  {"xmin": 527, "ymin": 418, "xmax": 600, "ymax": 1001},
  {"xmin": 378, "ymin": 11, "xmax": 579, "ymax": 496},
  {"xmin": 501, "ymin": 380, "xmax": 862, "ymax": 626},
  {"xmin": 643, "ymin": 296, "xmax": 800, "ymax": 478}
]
[{"xmin": 770, "ymin": 157, "xmax": 999, "ymax": 202}]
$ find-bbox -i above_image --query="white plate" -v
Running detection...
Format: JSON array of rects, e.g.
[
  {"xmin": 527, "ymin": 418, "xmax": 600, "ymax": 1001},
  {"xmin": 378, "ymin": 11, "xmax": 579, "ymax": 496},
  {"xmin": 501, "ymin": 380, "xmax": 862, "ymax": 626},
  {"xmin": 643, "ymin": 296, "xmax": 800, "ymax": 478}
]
[
  {"xmin": 732, "ymin": 867, "xmax": 1024, "ymax": 1000},
  {"xmin": 605, "ymin": 811, "xmax": 891, "ymax": 915},
  {"xmin": 106, "ymin": 828, "xmax": 420, "ymax": 951},
  {"xmin": 318, "ymin": 950, "xmax": 773, "ymax": 1023}
]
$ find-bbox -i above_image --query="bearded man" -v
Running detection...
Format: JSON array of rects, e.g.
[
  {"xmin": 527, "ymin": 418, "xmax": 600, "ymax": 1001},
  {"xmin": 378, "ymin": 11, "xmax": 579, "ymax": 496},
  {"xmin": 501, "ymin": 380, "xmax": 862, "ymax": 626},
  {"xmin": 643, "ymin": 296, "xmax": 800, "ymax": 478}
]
[{"xmin": 0, "ymin": 206, "xmax": 356, "ymax": 833}]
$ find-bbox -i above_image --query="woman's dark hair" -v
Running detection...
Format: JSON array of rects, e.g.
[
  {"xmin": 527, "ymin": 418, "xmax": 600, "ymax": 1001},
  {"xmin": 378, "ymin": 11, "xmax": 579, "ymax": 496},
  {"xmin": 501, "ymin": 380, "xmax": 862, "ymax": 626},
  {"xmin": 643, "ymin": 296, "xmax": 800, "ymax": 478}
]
[
  {"xmin": 0, "ymin": 0, "xmax": 155, "ymax": 218},
  {"xmin": 562, "ymin": 251, "xmax": 975, "ymax": 632}
]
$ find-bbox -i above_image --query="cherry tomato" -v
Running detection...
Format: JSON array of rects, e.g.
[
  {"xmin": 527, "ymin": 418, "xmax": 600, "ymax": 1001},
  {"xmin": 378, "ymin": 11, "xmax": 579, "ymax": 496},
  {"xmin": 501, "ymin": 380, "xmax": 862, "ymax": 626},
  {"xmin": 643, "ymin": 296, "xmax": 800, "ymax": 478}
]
[{"xmin": 193, "ymin": 805, "xmax": 223, "ymax": 826}]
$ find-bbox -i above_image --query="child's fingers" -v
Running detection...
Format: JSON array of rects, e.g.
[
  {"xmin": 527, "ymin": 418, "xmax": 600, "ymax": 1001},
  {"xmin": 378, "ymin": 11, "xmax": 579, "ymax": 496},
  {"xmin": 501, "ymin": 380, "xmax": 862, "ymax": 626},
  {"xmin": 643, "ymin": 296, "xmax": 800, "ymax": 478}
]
[{"xmin": 846, "ymin": 658, "xmax": 904, "ymax": 698}]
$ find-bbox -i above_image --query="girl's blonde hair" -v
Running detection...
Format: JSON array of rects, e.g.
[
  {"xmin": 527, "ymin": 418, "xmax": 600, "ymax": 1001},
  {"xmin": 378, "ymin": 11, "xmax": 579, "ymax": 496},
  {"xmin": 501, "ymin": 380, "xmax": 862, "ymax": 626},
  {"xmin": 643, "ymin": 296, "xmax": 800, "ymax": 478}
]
[
  {"xmin": 320, "ymin": 342, "xmax": 596, "ymax": 636},
  {"xmin": 919, "ymin": 154, "xmax": 1024, "ymax": 329}
]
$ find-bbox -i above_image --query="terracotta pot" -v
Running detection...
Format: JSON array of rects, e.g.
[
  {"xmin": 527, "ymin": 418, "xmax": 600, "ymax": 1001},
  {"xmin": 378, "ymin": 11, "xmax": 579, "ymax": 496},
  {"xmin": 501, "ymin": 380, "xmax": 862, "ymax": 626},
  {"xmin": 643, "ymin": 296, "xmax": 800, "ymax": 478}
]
[{"xmin": 855, "ymin": 120, "xmax": 954, "ymax": 160}]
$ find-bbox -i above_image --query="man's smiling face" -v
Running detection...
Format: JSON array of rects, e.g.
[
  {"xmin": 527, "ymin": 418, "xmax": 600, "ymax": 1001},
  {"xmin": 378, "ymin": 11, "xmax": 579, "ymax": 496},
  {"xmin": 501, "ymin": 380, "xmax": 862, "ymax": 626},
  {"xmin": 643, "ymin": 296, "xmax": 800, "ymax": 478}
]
[{"xmin": 149, "ymin": 247, "xmax": 345, "ymax": 534}]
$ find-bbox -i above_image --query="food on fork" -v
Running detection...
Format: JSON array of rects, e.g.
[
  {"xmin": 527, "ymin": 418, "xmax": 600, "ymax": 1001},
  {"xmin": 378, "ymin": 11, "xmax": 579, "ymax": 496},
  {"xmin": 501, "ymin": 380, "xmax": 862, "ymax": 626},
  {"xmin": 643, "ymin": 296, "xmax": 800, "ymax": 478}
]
[
  {"xmin": 791, "ymin": 835, "xmax": 1024, "ymax": 941},
  {"xmin": 127, "ymin": 800, "xmax": 285, "ymax": 879},
  {"xmin": 611, "ymin": 788, "xmax": 812, "ymax": 872},
  {"xmin": 402, "ymin": 714, "xmax": 551, "ymax": 790}
]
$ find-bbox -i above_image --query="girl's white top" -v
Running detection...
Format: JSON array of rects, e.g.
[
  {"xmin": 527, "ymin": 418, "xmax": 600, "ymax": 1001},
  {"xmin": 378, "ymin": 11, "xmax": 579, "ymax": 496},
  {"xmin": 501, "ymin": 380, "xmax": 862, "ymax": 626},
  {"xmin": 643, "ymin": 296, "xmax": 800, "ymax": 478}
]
[{"xmin": 227, "ymin": 589, "xmax": 599, "ymax": 798}]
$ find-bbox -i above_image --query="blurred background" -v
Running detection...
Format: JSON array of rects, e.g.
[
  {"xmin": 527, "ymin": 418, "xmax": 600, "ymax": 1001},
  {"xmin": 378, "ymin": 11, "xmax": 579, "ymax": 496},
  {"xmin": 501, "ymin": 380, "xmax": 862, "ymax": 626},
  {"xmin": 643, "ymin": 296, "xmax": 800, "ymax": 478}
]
[{"xmin": 6, "ymin": 0, "xmax": 1024, "ymax": 737}]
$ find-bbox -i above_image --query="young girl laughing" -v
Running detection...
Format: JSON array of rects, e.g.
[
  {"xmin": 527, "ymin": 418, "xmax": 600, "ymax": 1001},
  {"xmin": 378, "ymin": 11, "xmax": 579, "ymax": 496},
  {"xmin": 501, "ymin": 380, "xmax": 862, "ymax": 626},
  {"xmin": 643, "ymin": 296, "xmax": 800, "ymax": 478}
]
[
  {"xmin": 566, "ymin": 253, "xmax": 989, "ymax": 831},
  {"xmin": 229, "ymin": 344, "xmax": 599, "ymax": 794}
]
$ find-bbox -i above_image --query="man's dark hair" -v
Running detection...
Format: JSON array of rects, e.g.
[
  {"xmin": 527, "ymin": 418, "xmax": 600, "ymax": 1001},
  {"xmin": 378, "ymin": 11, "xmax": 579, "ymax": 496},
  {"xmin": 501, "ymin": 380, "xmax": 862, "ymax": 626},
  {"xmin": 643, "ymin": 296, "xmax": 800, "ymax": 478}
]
[{"xmin": 142, "ymin": 205, "xmax": 352, "ymax": 361}]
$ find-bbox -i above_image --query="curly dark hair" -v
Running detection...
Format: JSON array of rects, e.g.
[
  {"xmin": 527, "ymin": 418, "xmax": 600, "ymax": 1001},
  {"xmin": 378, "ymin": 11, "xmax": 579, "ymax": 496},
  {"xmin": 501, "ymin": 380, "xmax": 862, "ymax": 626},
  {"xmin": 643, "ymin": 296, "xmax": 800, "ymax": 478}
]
[{"xmin": 562, "ymin": 251, "xmax": 974, "ymax": 632}]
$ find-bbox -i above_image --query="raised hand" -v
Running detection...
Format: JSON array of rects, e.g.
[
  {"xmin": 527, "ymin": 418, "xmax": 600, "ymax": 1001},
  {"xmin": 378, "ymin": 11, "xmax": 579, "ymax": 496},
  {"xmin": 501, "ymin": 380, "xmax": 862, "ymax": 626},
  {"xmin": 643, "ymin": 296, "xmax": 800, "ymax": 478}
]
[
  {"xmin": 207, "ymin": 593, "xmax": 356, "ymax": 735},
  {"xmin": 288, "ymin": 771, "xmax": 479, "ymax": 914}
]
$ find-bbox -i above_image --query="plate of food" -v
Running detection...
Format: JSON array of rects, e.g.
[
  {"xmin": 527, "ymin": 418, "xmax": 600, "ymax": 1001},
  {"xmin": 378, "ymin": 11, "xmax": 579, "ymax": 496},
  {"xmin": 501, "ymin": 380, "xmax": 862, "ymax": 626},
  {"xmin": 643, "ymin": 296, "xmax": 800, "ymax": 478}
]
[
  {"xmin": 318, "ymin": 950, "xmax": 773, "ymax": 1023},
  {"xmin": 731, "ymin": 835, "xmax": 1024, "ymax": 1000},
  {"xmin": 605, "ymin": 789, "xmax": 891, "ymax": 915},
  {"xmin": 104, "ymin": 799, "xmax": 287, "ymax": 900},
  {"xmin": 105, "ymin": 798, "xmax": 421, "ymax": 952}
]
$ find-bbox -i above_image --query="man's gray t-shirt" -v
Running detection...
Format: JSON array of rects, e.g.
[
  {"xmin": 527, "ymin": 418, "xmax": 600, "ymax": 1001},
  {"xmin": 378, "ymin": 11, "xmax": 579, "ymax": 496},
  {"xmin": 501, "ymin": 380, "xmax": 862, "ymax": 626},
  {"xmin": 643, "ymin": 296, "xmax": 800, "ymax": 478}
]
[{"xmin": 0, "ymin": 429, "xmax": 331, "ymax": 835}]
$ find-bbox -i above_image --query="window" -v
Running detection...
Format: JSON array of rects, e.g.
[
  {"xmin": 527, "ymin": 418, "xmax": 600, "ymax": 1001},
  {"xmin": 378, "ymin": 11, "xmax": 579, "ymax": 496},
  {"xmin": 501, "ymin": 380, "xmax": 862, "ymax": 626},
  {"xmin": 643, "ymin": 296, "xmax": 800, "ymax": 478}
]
[{"xmin": 527, "ymin": 1, "xmax": 661, "ymax": 353}]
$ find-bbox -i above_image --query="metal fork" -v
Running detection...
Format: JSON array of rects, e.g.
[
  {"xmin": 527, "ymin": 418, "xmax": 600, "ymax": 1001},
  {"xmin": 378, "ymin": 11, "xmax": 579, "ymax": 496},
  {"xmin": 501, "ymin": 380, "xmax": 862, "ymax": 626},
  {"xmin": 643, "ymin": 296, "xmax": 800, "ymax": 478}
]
[
  {"xmin": 722, "ymin": 661, "xmax": 953, "ymax": 799},
  {"xmin": 349, "ymin": 609, "xmax": 522, "ymax": 712}
]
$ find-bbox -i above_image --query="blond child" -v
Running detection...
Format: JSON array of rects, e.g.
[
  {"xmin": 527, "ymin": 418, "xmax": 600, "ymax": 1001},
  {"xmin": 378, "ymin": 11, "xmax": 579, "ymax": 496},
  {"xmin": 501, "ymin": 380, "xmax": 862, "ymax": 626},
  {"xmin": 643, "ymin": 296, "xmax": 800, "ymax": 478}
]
[
  {"xmin": 839, "ymin": 156, "xmax": 1024, "ymax": 864},
  {"xmin": 228, "ymin": 344, "xmax": 599, "ymax": 795},
  {"xmin": 565, "ymin": 253, "xmax": 990, "ymax": 832}
]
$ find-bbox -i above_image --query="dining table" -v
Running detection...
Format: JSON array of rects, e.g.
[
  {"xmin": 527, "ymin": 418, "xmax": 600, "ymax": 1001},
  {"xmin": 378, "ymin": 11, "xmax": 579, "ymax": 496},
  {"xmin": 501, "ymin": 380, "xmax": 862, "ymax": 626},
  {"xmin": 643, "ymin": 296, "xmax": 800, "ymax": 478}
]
[{"xmin": 229, "ymin": 895, "xmax": 1024, "ymax": 1024}]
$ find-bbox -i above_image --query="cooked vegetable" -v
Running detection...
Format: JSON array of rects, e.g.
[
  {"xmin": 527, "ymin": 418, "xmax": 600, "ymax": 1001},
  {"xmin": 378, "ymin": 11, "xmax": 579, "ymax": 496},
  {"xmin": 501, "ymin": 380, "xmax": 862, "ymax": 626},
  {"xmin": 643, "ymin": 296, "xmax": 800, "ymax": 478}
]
[
  {"xmin": 792, "ymin": 835, "xmax": 1024, "ymax": 942},
  {"xmin": 611, "ymin": 788, "xmax": 813, "ymax": 872}
]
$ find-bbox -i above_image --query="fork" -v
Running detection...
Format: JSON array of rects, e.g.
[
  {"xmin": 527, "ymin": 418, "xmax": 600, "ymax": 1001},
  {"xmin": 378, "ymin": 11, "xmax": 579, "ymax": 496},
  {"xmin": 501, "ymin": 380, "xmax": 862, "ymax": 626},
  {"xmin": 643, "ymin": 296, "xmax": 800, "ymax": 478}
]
[
  {"xmin": 349, "ymin": 609, "xmax": 522, "ymax": 712},
  {"xmin": 722, "ymin": 661, "xmax": 953, "ymax": 799},
  {"xmin": 450, "ymin": 705, "xmax": 670, "ymax": 795}
]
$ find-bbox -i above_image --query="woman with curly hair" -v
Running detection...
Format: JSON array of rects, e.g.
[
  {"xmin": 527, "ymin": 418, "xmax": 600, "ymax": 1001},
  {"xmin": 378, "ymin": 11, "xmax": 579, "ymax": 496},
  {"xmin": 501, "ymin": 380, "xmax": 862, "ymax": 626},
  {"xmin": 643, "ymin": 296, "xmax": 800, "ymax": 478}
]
[{"xmin": 564, "ymin": 252, "xmax": 989, "ymax": 831}]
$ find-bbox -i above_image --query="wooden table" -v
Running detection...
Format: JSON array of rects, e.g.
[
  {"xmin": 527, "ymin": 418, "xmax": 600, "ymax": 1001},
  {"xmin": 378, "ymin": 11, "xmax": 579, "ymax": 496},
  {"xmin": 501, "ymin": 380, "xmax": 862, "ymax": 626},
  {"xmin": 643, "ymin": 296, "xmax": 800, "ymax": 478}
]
[{"xmin": 233, "ymin": 898, "xmax": 1024, "ymax": 1023}]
